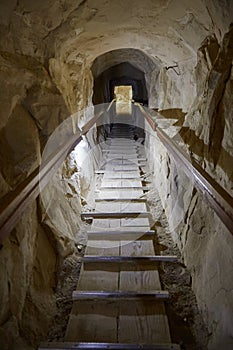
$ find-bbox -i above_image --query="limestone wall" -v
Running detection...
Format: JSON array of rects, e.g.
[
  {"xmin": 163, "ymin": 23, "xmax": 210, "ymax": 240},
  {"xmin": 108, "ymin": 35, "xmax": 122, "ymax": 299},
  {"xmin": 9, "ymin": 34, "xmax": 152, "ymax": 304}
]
[
  {"xmin": 0, "ymin": 48, "xmax": 94, "ymax": 349},
  {"xmin": 0, "ymin": 1, "xmax": 233, "ymax": 348},
  {"xmin": 146, "ymin": 26, "xmax": 233, "ymax": 350}
]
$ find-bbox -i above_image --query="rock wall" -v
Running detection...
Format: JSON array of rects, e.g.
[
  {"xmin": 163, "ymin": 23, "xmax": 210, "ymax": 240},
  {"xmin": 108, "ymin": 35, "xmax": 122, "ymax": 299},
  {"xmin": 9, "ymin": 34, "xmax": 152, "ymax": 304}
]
[
  {"xmin": 146, "ymin": 25, "xmax": 233, "ymax": 349},
  {"xmin": 0, "ymin": 48, "xmax": 93, "ymax": 348},
  {"xmin": 155, "ymin": 59, "xmax": 197, "ymax": 113},
  {"xmin": 0, "ymin": 1, "xmax": 233, "ymax": 349}
]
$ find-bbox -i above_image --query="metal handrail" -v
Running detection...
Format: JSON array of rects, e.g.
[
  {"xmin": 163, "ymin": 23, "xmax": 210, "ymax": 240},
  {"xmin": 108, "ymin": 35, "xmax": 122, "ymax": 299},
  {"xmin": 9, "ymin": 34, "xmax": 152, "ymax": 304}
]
[
  {"xmin": 137, "ymin": 104, "xmax": 233, "ymax": 234},
  {"xmin": 1, "ymin": 102, "xmax": 232, "ymax": 244},
  {"xmin": 0, "ymin": 110, "xmax": 105, "ymax": 244}
]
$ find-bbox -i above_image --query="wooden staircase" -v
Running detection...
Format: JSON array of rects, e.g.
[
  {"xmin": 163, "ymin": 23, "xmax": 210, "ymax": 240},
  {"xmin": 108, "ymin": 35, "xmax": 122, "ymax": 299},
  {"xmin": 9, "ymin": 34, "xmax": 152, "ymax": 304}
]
[{"xmin": 39, "ymin": 124, "xmax": 180, "ymax": 350}]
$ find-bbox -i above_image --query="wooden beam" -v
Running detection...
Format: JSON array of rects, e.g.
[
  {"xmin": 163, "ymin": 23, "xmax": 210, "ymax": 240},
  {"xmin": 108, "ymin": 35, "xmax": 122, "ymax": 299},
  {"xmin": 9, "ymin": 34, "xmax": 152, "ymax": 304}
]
[
  {"xmin": 82, "ymin": 256, "xmax": 177, "ymax": 263},
  {"xmin": 87, "ymin": 231, "xmax": 155, "ymax": 241},
  {"xmin": 95, "ymin": 198, "xmax": 147, "ymax": 202},
  {"xmin": 38, "ymin": 341, "xmax": 181, "ymax": 349},
  {"xmin": 99, "ymin": 186, "xmax": 149, "ymax": 190},
  {"xmin": 95, "ymin": 170, "xmax": 140, "ymax": 173},
  {"xmin": 72, "ymin": 290, "xmax": 169, "ymax": 301},
  {"xmin": 81, "ymin": 212, "xmax": 150, "ymax": 219}
]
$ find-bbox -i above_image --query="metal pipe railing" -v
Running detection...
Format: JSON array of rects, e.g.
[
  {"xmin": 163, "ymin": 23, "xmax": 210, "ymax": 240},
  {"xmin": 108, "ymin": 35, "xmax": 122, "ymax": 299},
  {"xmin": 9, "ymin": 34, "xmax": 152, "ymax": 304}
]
[
  {"xmin": 1, "ymin": 101, "xmax": 232, "ymax": 244},
  {"xmin": 137, "ymin": 104, "xmax": 233, "ymax": 234}
]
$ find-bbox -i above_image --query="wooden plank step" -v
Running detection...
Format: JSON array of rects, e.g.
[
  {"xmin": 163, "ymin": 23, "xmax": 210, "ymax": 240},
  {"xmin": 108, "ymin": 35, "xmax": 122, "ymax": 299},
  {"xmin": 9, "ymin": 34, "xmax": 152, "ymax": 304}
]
[
  {"xmin": 96, "ymin": 170, "xmax": 140, "ymax": 173},
  {"xmin": 101, "ymin": 177, "xmax": 144, "ymax": 180},
  {"xmin": 99, "ymin": 186, "xmax": 149, "ymax": 190},
  {"xmin": 104, "ymin": 158, "xmax": 146, "ymax": 162},
  {"xmin": 82, "ymin": 255, "xmax": 177, "ymax": 271},
  {"xmin": 87, "ymin": 229, "xmax": 154, "ymax": 234},
  {"xmin": 95, "ymin": 198, "xmax": 147, "ymax": 202},
  {"xmin": 102, "ymin": 177, "xmax": 150, "ymax": 182},
  {"xmin": 72, "ymin": 290, "xmax": 169, "ymax": 301},
  {"xmin": 39, "ymin": 342, "xmax": 181, "ymax": 349},
  {"xmin": 103, "ymin": 156, "xmax": 145, "ymax": 159},
  {"xmin": 81, "ymin": 212, "xmax": 150, "ymax": 219},
  {"xmin": 82, "ymin": 256, "xmax": 177, "ymax": 264},
  {"xmin": 102, "ymin": 147, "xmax": 138, "ymax": 150},
  {"xmin": 87, "ymin": 231, "xmax": 155, "ymax": 241},
  {"xmin": 102, "ymin": 150, "xmax": 138, "ymax": 153},
  {"xmin": 95, "ymin": 170, "xmax": 141, "ymax": 174}
]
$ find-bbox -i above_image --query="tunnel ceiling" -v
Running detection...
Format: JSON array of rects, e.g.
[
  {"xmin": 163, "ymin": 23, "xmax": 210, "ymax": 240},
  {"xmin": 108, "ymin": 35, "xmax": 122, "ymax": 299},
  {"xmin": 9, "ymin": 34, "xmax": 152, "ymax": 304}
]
[
  {"xmin": 91, "ymin": 49, "xmax": 157, "ymax": 104},
  {"xmin": 0, "ymin": 0, "xmax": 232, "ymax": 67},
  {"xmin": 0, "ymin": 0, "xmax": 232, "ymax": 114},
  {"xmin": 91, "ymin": 49, "xmax": 159, "ymax": 77}
]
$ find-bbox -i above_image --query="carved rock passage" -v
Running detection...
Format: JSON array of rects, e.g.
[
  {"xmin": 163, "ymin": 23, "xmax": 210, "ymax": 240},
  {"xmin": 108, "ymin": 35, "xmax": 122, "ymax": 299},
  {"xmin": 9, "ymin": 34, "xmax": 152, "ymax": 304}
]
[
  {"xmin": 0, "ymin": 1, "xmax": 233, "ymax": 349},
  {"xmin": 62, "ymin": 125, "xmax": 176, "ymax": 347}
]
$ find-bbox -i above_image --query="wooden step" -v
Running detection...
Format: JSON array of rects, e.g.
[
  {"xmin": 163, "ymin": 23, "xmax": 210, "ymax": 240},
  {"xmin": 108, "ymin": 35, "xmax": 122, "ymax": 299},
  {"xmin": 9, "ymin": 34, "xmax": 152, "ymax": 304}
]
[
  {"xmin": 83, "ymin": 256, "xmax": 177, "ymax": 264},
  {"xmin": 95, "ymin": 170, "xmax": 140, "ymax": 174},
  {"xmin": 82, "ymin": 256, "xmax": 177, "ymax": 271},
  {"xmin": 72, "ymin": 290, "xmax": 169, "ymax": 301},
  {"xmin": 81, "ymin": 212, "xmax": 150, "ymax": 219},
  {"xmin": 95, "ymin": 198, "xmax": 147, "ymax": 202},
  {"xmin": 103, "ymin": 158, "xmax": 146, "ymax": 162},
  {"xmin": 39, "ymin": 342, "xmax": 181, "ymax": 349},
  {"xmin": 102, "ymin": 147, "xmax": 138, "ymax": 150},
  {"xmin": 101, "ymin": 178, "xmax": 151, "ymax": 182},
  {"xmin": 87, "ymin": 230, "xmax": 155, "ymax": 241},
  {"xmin": 98, "ymin": 159, "xmax": 147, "ymax": 165},
  {"xmin": 96, "ymin": 170, "xmax": 140, "ymax": 173},
  {"xmin": 99, "ymin": 186, "xmax": 149, "ymax": 190},
  {"xmin": 100, "ymin": 177, "xmax": 145, "ymax": 180},
  {"xmin": 102, "ymin": 150, "xmax": 138, "ymax": 153}
]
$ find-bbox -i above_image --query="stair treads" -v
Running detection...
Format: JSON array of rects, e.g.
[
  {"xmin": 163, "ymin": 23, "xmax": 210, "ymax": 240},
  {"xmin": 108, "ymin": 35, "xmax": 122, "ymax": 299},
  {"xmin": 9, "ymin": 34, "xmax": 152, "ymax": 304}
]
[
  {"xmin": 83, "ymin": 256, "xmax": 177, "ymax": 263},
  {"xmin": 39, "ymin": 342, "xmax": 181, "ymax": 349},
  {"xmin": 104, "ymin": 166, "xmax": 139, "ymax": 171},
  {"xmin": 102, "ymin": 177, "xmax": 142, "ymax": 181},
  {"xmin": 104, "ymin": 159, "xmax": 146, "ymax": 164},
  {"xmin": 85, "ymin": 242, "xmax": 120, "ymax": 256},
  {"xmin": 121, "ymin": 240, "xmax": 155, "ymax": 256},
  {"xmin": 81, "ymin": 212, "xmax": 150, "ymax": 219},
  {"xmin": 90, "ymin": 218, "xmax": 121, "ymax": 230},
  {"xmin": 77, "ymin": 267, "xmax": 118, "ymax": 291},
  {"xmin": 95, "ymin": 198, "xmax": 147, "ymax": 202},
  {"xmin": 87, "ymin": 231, "xmax": 154, "ymax": 241},
  {"xmin": 118, "ymin": 302, "xmax": 171, "ymax": 344},
  {"xmin": 100, "ymin": 180, "xmax": 142, "ymax": 187},
  {"xmin": 82, "ymin": 255, "xmax": 177, "ymax": 271},
  {"xmin": 95, "ymin": 195, "xmax": 143, "ymax": 201},
  {"xmin": 61, "ymin": 129, "xmax": 175, "ymax": 348},
  {"xmin": 119, "ymin": 270, "xmax": 161, "ymax": 292},
  {"xmin": 65, "ymin": 301, "xmax": 118, "ymax": 342},
  {"xmin": 99, "ymin": 169, "xmax": 140, "ymax": 173},
  {"xmin": 88, "ymin": 225, "xmax": 152, "ymax": 231},
  {"xmin": 95, "ymin": 171, "xmax": 140, "ymax": 176},
  {"xmin": 95, "ymin": 200, "xmax": 147, "ymax": 212},
  {"xmin": 99, "ymin": 186, "xmax": 149, "ymax": 191},
  {"xmin": 102, "ymin": 150, "xmax": 138, "ymax": 154},
  {"xmin": 72, "ymin": 290, "xmax": 169, "ymax": 300},
  {"xmin": 120, "ymin": 217, "xmax": 150, "ymax": 227},
  {"xmin": 65, "ymin": 301, "xmax": 171, "ymax": 343}
]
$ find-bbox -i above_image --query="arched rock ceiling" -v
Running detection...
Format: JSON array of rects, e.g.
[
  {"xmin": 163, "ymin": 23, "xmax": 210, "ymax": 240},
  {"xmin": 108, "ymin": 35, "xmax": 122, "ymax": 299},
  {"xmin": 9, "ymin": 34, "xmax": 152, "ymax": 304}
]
[
  {"xmin": 0, "ymin": 0, "xmax": 232, "ymax": 67},
  {"xmin": 91, "ymin": 49, "xmax": 159, "ymax": 78}
]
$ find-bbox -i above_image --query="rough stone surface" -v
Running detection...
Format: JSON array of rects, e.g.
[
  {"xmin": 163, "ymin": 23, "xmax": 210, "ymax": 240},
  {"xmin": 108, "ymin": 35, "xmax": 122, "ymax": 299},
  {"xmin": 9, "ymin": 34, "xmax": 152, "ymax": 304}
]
[
  {"xmin": 0, "ymin": 1, "xmax": 233, "ymax": 349},
  {"xmin": 0, "ymin": 104, "xmax": 41, "ymax": 189},
  {"xmin": 39, "ymin": 158, "xmax": 83, "ymax": 258},
  {"xmin": 146, "ymin": 27, "xmax": 233, "ymax": 350},
  {"xmin": 0, "ymin": 203, "xmax": 56, "ymax": 350}
]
